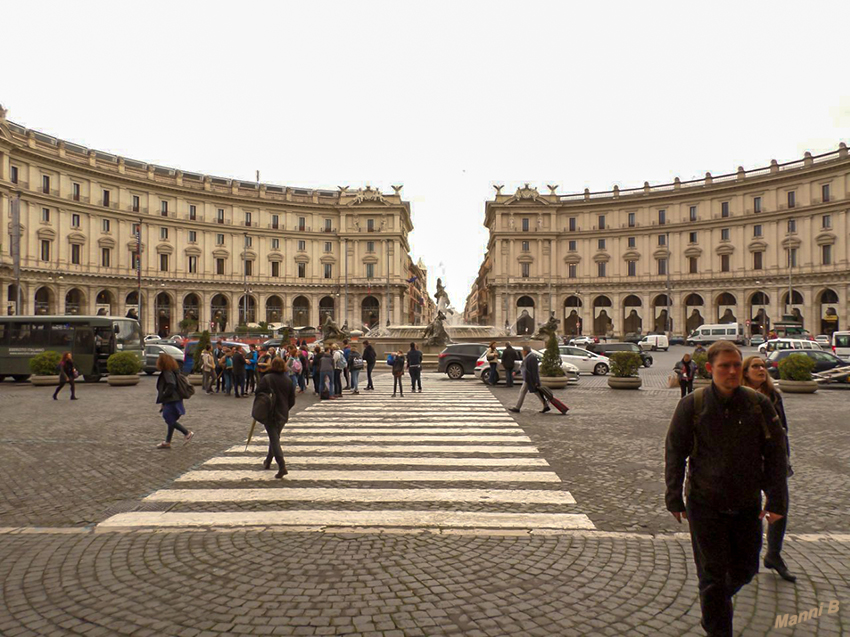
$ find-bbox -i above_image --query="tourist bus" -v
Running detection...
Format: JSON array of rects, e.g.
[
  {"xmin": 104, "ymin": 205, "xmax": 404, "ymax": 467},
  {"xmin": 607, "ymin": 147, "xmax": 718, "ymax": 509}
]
[{"xmin": 0, "ymin": 316, "xmax": 143, "ymax": 382}]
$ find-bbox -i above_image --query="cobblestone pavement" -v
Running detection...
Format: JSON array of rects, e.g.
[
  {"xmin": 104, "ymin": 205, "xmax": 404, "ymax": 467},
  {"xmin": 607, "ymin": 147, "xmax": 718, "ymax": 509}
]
[{"xmin": 1, "ymin": 362, "xmax": 848, "ymax": 636}]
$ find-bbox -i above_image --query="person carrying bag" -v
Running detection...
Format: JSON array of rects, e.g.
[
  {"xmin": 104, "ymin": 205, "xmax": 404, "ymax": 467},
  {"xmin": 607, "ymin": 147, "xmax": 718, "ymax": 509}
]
[{"xmin": 252, "ymin": 357, "xmax": 296, "ymax": 478}]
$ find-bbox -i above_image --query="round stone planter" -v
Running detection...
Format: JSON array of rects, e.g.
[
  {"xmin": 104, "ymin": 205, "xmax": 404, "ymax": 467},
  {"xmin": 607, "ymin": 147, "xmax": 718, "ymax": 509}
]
[
  {"xmin": 777, "ymin": 379, "xmax": 818, "ymax": 394},
  {"xmin": 693, "ymin": 378, "xmax": 712, "ymax": 388},
  {"xmin": 30, "ymin": 375, "xmax": 60, "ymax": 387},
  {"xmin": 608, "ymin": 376, "xmax": 642, "ymax": 390},
  {"xmin": 107, "ymin": 375, "xmax": 141, "ymax": 387},
  {"xmin": 540, "ymin": 375, "xmax": 570, "ymax": 389},
  {"xmin": 188, "ymin": 373, "xmax": 204, "ymax": 386}
]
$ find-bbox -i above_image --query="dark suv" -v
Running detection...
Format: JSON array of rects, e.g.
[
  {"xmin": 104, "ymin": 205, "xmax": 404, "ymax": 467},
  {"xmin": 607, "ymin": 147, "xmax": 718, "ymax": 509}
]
[
  {"xmin": 587, "ymin": 342, "xmax": 653, "ymax": 367},
  {"xmin": 438, "ymin": 343, "xmax": 489, "ymax": 379}
]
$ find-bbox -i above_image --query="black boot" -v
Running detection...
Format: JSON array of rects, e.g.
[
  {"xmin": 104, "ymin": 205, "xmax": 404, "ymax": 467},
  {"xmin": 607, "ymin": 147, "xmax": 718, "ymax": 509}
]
[{"xmin": 764, "ymin": 555, "xmax": 797, "ymax": 583}]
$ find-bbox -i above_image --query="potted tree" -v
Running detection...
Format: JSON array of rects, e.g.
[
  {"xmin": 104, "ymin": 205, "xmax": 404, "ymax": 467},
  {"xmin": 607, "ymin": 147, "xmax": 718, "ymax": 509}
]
[
  {"xmin": 106, "ymin": 351, "xmax": 142, "ymax": 386},
  {"xmin": 539, "ymin": 333, "xmax": 569, "ymax": 389},
  {"xmin": 189, "ymin": 330, "xmax": 211, "ymax": 386},
  {"xmin": 777, "ymin": 353, "xmax": 818, "ymax": 394},
  {"xmin": 607, "ymin": 351, "xmax": 643, "ymax": 389},
  {"xmin": 29, "ymin": 350, "xmax": 62, "ymax": 386},
  {"xmin": 692, "ymin": 352, "xmax": 712, "ymax": 388}
]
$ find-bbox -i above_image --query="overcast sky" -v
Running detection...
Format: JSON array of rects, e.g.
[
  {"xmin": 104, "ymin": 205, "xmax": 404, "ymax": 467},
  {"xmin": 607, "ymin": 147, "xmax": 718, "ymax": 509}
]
[{"xmin": 3, "ymin": 1, "xmax": 849, "ymax": 310}]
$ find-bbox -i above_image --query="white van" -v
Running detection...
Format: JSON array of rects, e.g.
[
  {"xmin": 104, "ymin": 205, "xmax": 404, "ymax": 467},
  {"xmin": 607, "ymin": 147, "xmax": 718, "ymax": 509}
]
[
  {"xmin": 832, "ymin": 331, "xmax": 850, "ymax": 360},
  {"xmin": 758, "ymin": 338, "xmax": 820, "ymax": 355},
  {"xmin": 638, "ymin": 334, "xmax": 669, "ymax": 351},
  {"xmin": 687, "ymin": 323, "xmax": 746, "ymax": 345}
]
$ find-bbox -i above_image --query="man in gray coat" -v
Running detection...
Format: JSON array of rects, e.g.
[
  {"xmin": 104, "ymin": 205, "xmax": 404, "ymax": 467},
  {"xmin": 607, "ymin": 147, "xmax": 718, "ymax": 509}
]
[{"xmin": 509, "ymin": 346, "xmax": 550, "ymax": 413}]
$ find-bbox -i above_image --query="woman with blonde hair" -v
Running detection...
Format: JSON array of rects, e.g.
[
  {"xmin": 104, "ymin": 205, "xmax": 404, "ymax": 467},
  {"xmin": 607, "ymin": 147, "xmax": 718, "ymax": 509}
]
[
  {"xmin": 742, "ymin": 354, "xmax": 795, "ymax": 583},
  {"xmin": 155, "ymin": 352, "xmax": 193, "ymax": 449}
]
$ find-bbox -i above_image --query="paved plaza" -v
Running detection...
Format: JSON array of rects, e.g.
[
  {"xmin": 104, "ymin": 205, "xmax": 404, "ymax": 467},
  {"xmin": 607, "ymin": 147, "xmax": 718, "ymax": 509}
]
[{"xmin": 1, "ymin": 349, "xmax": 848, "ymax": 636}]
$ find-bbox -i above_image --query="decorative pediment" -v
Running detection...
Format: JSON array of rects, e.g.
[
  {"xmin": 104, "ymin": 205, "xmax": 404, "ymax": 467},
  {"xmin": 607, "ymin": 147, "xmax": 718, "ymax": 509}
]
[
  {"xmin": 504, "ymin": 183, "xmax": 550, "ymax": 206},
  {"xmin": 267, "ymin": 251, "xmax": 283, "ymax": 262},
  {"xmin": 156, "ymin": 242, "xmax": 174, "ymax": 255},
  {"xmin": 362, "ymin": 255, "xmax": 379, "ymax": 265},
  {"xmin": 622, "ymin": 249, "xmax": 641, "ymax": 261},
  {"xmin": 67, "ymin": 231, "xmax": 86, "ymax": 245},
  {"xmin": 97, "ymin": 236, "xmax": 116, "ymax": 249},
  {"xmin": 816, "ymin": 231, "xmax": 836, "ymax": 246},
  {"xmin": 747, "ymin": 239, "xmax": 768, "ymax": 253},
  {"xmin": 126, "ymin": 240, "xmax": 146, "ymax": 252},
  {"xmin": 652, "ymin": 247, "xmax": 671, "ymax": 260},
  {"xmin": 240, "ymin": 250, "xmax": 258, "ymax": 260},
  {"xmin": 684, "ymin": 246, "xmax": 702, "ymax": 258},
  {"xmin": 294, "ymin": 254, "xmax": 310, "ymax": 264},
  {"xmin": 517, "ymin": 254, "xmax": 534, "ymax": 263},
  {"xmin": 345, "ymin": 186, "xmax": 389, "ymax": 206},
  {"xmin": 715, "ymin": 243, "xmax": 735, "ymax": 256},
  {"xmin": 212, "ymin": 248, "xmax": 230, "ymax": 259},
  {"xmin": 781, "ymin": 236, "xmax": 802, "ymax": 249},
  {"xmin": 593, "ymin": 252, "xmax": 611, "ymax": 263},
  {"xmin": 184, "ymin": 246, "xmax": 202, "ymax": 257},
  {"xmin": 37, "ymin": 227, "xmax": 57, "ymax": 240},
  {"xmin": 320, "ymin": 254, "xmax": 337, "ymax": 264},
  {"xmin": 563, "ymin": 254, "xmax": 582, "ymax": 265}
]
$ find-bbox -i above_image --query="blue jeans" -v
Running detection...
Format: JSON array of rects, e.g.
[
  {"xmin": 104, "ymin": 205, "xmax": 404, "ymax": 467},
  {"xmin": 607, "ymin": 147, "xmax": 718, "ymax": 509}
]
[
  {"xmin": 319, "ymin": 371, "xmax": 334, "ymax": 395},
  {"xmin": 351, "ymin": 369, "xmax": 360, "ymax": 390}
]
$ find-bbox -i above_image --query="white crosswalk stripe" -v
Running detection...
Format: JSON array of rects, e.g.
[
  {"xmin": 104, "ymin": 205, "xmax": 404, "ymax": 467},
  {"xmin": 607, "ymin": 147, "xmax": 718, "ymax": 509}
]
[{"xmin": 98, "ymin": 372, "xmax": 595, "ymax": 533}]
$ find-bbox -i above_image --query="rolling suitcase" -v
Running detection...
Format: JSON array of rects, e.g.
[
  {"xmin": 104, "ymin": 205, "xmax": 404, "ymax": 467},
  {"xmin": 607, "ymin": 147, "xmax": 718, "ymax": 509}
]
[{"xmin": 538, "ymin": 385, "xmax": 569, "ymax": 415}]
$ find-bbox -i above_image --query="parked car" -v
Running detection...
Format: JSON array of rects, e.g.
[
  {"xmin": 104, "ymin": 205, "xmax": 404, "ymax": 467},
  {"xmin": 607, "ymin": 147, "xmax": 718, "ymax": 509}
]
[
  {"xmin": 639, "ymin": 334, "xmax": 669, "ymax": 351},
  {"xmin": 438, "ymin": 343, "xmax": 489, "ymax": 379},
  {"xmin": 758, "ymin": 338, "xmax": 821, "ymax": 356},
  {"xmin": 749, "ymin": 335, "xmax": 766, "ymax": 347},
  {"xmin": 182, "ymin": 340, "xmax": 250, "ymax": 374},
  {"xmin": 473, "ymin": 348, "xmax": 579, "ymax": 385},
  {"xmin": 815, "ymin": 334, "xmax": 831, "ymax": 348},
  {"xmin": 586, "ymin": 342, "xmax": 653, "ymax": 367},
  {"xmin": 622, "ymin": 332, "xmax": 643, "ymax": 344},
  {"xmin": 766, "ymin": 349, "xmax": 850, "ymax": 380},
  {"xmin": 144, "ymin": 334, "xmax": 162, "ymax": 343},
  {"xmin": 144, "ymin": 343, "xmax": 185, "ymax": 375},
  {"xmin": 568, "ymin": 336, "xmax": 596, "ymax": 347},
  {"xmin": 558, "ymin": 345, "xmax": 610, "ymax": 375},
  {"xmin": 668, "ymin": 335, "xmax": 685, "ymax": 346},
  {"xmin": 832, "ymin": 331, "xmax": 850, "ymax": 360}
]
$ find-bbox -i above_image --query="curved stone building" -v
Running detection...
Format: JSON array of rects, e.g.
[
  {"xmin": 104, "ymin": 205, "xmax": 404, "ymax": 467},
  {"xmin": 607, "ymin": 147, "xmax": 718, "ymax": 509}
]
[
  {"xmin": 470, "ymin": 147, "xmax": 850, "ymax": 338},
  {"xmin": 0, "ymin": 107, "xmax": 416, "ymax": 336}
]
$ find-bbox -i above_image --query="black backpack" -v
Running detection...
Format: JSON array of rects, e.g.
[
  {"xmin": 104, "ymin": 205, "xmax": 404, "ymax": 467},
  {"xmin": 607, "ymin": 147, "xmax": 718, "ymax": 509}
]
[
  {"xmin": 251, "ymin": 387, "xmax": 277, "ymax": 425},
  {"xmin": 175, "ymin": 372, "xmax": 195, "ymax": 400}
]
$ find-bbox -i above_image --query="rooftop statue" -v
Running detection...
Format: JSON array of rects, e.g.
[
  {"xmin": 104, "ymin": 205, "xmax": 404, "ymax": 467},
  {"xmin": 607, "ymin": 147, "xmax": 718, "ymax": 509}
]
[{"xmin": 434, "ymin": 278, "xmax": 451, "ymax": 314}]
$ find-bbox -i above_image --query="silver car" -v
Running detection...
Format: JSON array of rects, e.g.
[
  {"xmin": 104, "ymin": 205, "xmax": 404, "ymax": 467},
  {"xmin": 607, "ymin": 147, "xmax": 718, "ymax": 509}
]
[
  {"xmin": 558, "ymin": 346, "xmax": 610, "ymax": 375},
  {"xmin": 144, "ymin": 343, "xmax": 185, "ymax": 375},
  {"xmin": 474, "ymin": 348, "xmax": 579, "ymax": 384}
]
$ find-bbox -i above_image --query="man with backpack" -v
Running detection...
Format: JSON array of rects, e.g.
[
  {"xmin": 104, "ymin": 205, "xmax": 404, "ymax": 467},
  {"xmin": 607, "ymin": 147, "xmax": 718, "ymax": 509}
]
[
  {"xmin": 665, "ymin": 340, "xmax": 788, "ymax": 637},
  {"xmin": 349, "ymin": 343, "xmax": 364, "ymax": 394},
  {"xmin": 253, "ymin": 357, "xmax": 296, "ymax": 479},
  {"xmin": 407, "ymin": 342, "xmax": 423, "ymax": 393},
  {"xmin": 362, "ymin": 340, "xmax": 377, "ymax": 390}
]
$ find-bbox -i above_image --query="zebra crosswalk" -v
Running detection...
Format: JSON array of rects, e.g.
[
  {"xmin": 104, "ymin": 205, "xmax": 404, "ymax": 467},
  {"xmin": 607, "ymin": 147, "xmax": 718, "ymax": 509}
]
[{"xmin": 97, "ymin": 372, "xmax": 595, "ymax": 534}]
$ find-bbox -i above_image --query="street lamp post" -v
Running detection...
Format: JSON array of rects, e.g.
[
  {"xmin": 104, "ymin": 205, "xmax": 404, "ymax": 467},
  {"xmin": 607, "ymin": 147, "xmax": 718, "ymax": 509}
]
[
  {"xmin": 137, "ymin": 218, "xmax": 143, "ymax": 331},
  {"xmin": 344, "ymin": 237, "xmax": 349, "ymax": 327},
  {"xmin": 242, "ymin": 232, "xmax": 248, "ymax": 326},
  {"xmin": 665, "ymin": 232, "xmax": 672, "ymax": 335}
]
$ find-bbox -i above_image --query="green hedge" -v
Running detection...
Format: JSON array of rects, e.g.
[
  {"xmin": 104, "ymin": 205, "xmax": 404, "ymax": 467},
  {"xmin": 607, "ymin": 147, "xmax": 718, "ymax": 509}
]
[
  {"xmin": 192, "ymin": 330, "xmax": 212, "ymax": 374},
  {"xmin": 778, "ymin": 353, "xmax": 815, "ymax": 381},
  {"xmin": 609, "ymin": 351, "xmax": 642, "ymax": 377},
  {"xmin": 540, "ymin": 333, "xmax": 565, "ymax": 377},
  {"xmin": 107, "ymin": 351, "xmax": 142, "ymax": 375},
  {"xmin": 29, "ymin": 350, "xmax": 62, "ymax": 376},
  {"xmin": 693, "ymin": 352, "xmax": 711, "ymax": 379}
]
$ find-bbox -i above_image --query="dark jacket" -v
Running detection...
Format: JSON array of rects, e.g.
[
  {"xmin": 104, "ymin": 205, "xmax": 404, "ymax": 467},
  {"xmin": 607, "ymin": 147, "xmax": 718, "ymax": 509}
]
[
  {"xmin": 673, "ymin": 359, "xmax": 697, "ymax": 382},
  {"xmin": 665, "ymin": 384, "xmax": 788, "ymax": 516},
  {"xmin": 255, "ymin": 370, "xmax": 296, "ymax": 426},
  {"xmin": 363, "ymin": 344, "xmax": 377, "ymax": 365},
  {"xmin": 59, "ymin": 359, "xmax": 76, "ymax": 381},
  {"xmin": 407, "ymin": 348, "xmax": 423, "ymax": 367},
  {"xmin": 523, "ymin": 352, "xmax": 541, "ymax": 391},
  {"xmin": 232, "ymin": 350, "xmax": 246, "ymax": 375},
  {"xmin": 501, "ymin": 346, "xmax": 519, "ymax": 369},
  {"xmin": 156, "ymin": 370, "xmax": 181, "ymax": 404},
  {"xmin": 392, "ymin": 354, "xmax": 405, "ymax": 377}
]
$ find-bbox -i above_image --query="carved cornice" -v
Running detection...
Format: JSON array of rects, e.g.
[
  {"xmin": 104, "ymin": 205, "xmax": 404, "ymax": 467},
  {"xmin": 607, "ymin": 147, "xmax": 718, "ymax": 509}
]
[
  {"xmin": 156, "ymin": 243, "xmax": 174, "ymax": 255},
  {"xmin": 683, "ymin": 246, "xmax": 703, "ymax": 258},
  {"xmin": 37, "ymin": 227, "xmax": 56, "ymax": 240},
  {"xmin": 593, "ymin": 252, "xmax": 611, "ymax": 263},
  {"xmin": 183, "ymin": 246, "xmax": 202, "ymax": 256},
  {"xmin": 67, "ymin": 231, "xmax": 86, "ymax": 245},
  {"xmin": 747, "ymin": 239, "xmax": 768, "ymax": 253},
  {"xmin": 621, "ymin": 249, "xmax": 641, "ymax": 261},
  {"xmin": 816, "ymin": 231, "xmax": 836, "ymax": 246},
  {"xmin": 97, "ymin": 236, "xmax": 116, "ymax": 248},
  {"xmin": 212, "ymin": 248, "xmax": 230, "ymax": 259},
  {"xmin": 715, "ymin": 243, "xmax": 735, "ymax": 256},
  {"xmin": 563, "ymin": 254, "xmax": 581, "ymax": 264}
]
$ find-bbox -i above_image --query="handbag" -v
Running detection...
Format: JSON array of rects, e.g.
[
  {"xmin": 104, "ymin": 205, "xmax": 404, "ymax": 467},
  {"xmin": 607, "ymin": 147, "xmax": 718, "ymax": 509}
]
[
  {"xmin": 251, "ymin": 386, "xmax": 276, "ymax": 425},
  {"xmin": 667, "ymin": 374, "xmax": 679, "ymax": 389},
  {"xmin": 176, "ymin": 372, "xmax": 195, "ymax": 399}
]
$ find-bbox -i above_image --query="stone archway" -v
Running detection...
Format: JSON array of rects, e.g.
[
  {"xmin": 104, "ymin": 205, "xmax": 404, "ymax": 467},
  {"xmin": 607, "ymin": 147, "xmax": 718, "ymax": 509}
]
[
  {"xmin": 319, "ymin": 296, "xmax": 336, "ymax": 324},
  {"xmin": 748, "ymin": 291, "xmax": 770, "ymax": 336},
  {"xmin": 35, "ymin": 287, "xmax": 54, "ymax": 315},
  {"xmin": 266, "ymin": 295, "xmax": 283, "ymax": 324},
  {"xmin": 684, "ymin": 293, "xmax": 705, "ymax": 334},
  {"xmin": 292, "ymin": 296, "xmax": 310, "ymax": 328},
  {"xmin": 65, "ymin": 288, "xmax": 85, "ymax": 316},
  {"xmin": 155, "ymin": 292, "xmax": 173, "ymax": 337},
  {"xmin": 592, "ymin": 296, "xmax": 613, "ymax": 337},
  {"xmin": 780, "ymin": 289, "xmax": 804, "ymax": 328},
  {"xmin": 622, "ymin": 295, "xmax": 643, "ymax": 335},
  {"xmin": 361, "ymin": 296, "xmax": 379, "ymax": 329},
  {"xmin": 125, "ymin": 291, "xmax": 139, "ymax": 320},
  {"xmin": 516, "ymin": 296, "xmax": 535, "ymax": 335},
  {"xmin": 95, "ymin": 290, "xmax": 115, "ymax": 316},
  {"xmin": 817, "ymin": 288, "xmax": 840, "ymax": 335},
  {"xmin": 211, "ymin": 294, "xmax": 229, "ymax": 332},
  {"xmin": 652, "ymin": 294, "xmax": 670, "ymax": 333},
  {"xmin": 716, "ymin": 292, "xmax": 737, "ymax": 324},
  {"xmin": 563, "ymin": 296, "xmax": 582, "ymax": 335},
  {"xmin": 238, "ymin": 295, "xmax": 257, "ymax": 325}
]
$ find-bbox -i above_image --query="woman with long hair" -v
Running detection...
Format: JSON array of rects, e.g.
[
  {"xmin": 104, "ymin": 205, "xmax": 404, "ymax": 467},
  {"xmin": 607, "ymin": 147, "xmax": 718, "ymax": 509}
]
[
  {"xmin": 742, "ymin": 354, "xmax": 796, "ymax": 583},
  {"xmin": 53, "ymin": 351, "xmax": 78, "ymax": 400},
  {"xmin": 155, "ymin": 352, "xmax": 193, "ymax": 449},
  {"xmin": 255, "ymin": 356, "xmax": 296, "ymax": 478}
]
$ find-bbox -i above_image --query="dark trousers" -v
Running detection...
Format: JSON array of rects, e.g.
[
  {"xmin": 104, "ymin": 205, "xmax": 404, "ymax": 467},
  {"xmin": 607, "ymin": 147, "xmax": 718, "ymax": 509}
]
[
  {"xmin": 393, "ymin": 374, "xmax": 404, "ymax": 395},
  {"xmin": 504, "ymin": 365, "xmax": 515, "ymax": 387},
  {"xmin": 410, "ymin": 367, "xmax": 422, "ymax": 391},
  {"xmin": 680, "ymin": 379, "xmax": 694, "ymax": 398},
  {"xmin": 53, "ymin": 375, "xmax": 76, "ymax": 399},
  {"xmin": 313, "ymin": 370, "xmax": 320, "ymax": 393},
  {"xmin": 215, "ymin": 368, "xmax": 223, "ymax": 392},
  {"xmin": 333, "ymin": 370, "xmax": 343, "ymax": 395},
  {"xmin": 246, "ymin": 368, "xmax": 256, "ymax": 393},
  {"xmin": 162, "ymin": 404, "xmax": 188, "ymax": 443},
  {"xmin": 686, "ymin": 500, "xmax": 762, "ymax": 637},
  {"xmin": 488, "ymin": 362, "xmax": 498, "ymax": 385},
  {"xmin": 233, "ymin": 373, "xmax": 245, "ymax": 397},
  {"xmin": 263, "ymin": 422, "xmax": 285, "ymax": 472},
  {"xmin": 366, "ymin": 363, "xmax": 375, "ymax": 389},
  {"xmin": 766, "ymin": 488, "xmax": 789, "ymax": 559},
  {"xmin": 343, "ymin": 367, "xmax": 350, "ymax": 388}
]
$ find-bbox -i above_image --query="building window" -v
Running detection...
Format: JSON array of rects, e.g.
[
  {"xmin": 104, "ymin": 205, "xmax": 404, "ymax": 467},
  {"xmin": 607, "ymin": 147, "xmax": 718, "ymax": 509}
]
[
  {"xmin": 159, "ymin": 254, "xmax": 169, "ymax": 271},
  {"xmin": 822, "ymin": 183, "xmax": 830, "ymax": 203},
  {"xmin": 324, "ymin": 263, "xmax": 333, "ymax": 279},
  {"xmin": 689, "ymin": 257, "xmax": 698, "ymax": 274},
  {"xmin": 568, "ymin": 264, "xmax": 577, "ymax": 278},
  {"xmin": 628, "ymin": 212, "xmax": 635, "ymax": 228},
  {"xmin": 628, "ymin": 261, "xmax": 636, "ymax": 277},
  {"xmin": 216, "ymin": 234, "xmax": 225, "ymax": 245},
  {"xmin": 245, "ymin": 212, "xmax": 252, "ymax": 227},
  {"xmin": 42, "ymin": 175, "xmax": 50, "ymax": 194},
  {"xmin": 658, "ymin": 209, "xmax": 666, "ymax": 225},
  {"xmin": 244, "ymin": 260, "xmax": 253, "ymax": 276},
  {"xmin": 367, "ymin": 241, "xmax": 375, "ymax": 253},
  {"xmin": 689, "ymin": 231, "xmax": 697, "ymax": 244},
  {"xmin": 721, "ymin": 254, "xmax": 730, "ymax": 272},
  {"xmin": 10, "ymin": 166, "xmax": 18, "ymax": 183},
  {"xmin": 101, "ymin": 248, "xmax": 111, "ymax": 268},
  {"xmin": 189, "ymin": 205, "xmax": 197, "ymax": 221},
  {"xmin": 324, "ymin": 242, "xmax": 332, "ymax": 253},
  {"xmin": 522, "ymin": 218, "xmax": 530, "ymax": 232},
  {"xmin": 188, "ymin": 230, "xmax": 197, "ymax": 243},
  {"xmin": 132, "ymin": 195, "xmax": 140, "ymax": 212},
  {"xmin": 521, "ymin": 241, "xmax": 529, "ymax": 252},
  {"xmin": 521, "ymin": 263, "xmax": 530, "ymax": 278},
  {"xmin": 71, "ymin": 244, "xmax": 81, "ymax": 265},
  {"xmin": 71, "ymin": 214, "xmax": 80, "ymax": 228},
  {"xmin": 102, "ymin": 190, "xmax": 110, "ymax": 207},
  {"xmin": 217, "ymin": 208, "xmax": 225, "ymax": 224},
  {"xmin": 822, "ymin": 214, "xmax": 832, "ymax": 229},
  {"xmin": 568, "ymin": 240, "xmax": 577, "ymax": 251},
  {"xmin": 132, "ymin": 223, "xmax": 140, "ymax": 237},
  {"xmin": 271, "ymin": 238, "xmax": 279, "ymax": 250},
  {"xmin": 73, "ymin": 183, "xmax": 81, "ymax": 201},
  {"xmin": 689, "ymin": 205, "xmax": 697, "ymax": 222},
  {"xmin": 297, "ymin": 262, "xmax": 306, "ymax": 278},
  {"xmin": 131, "ymin": 252, "xmax": 140, "ymax": 270},
  {"xmin": 298, "ymin": 216, "xmax": 306, "ymax": 231},
  {"xmin": 298, "ymin": 240, "xmax": 306, "ymax": 251},
  {"xmin": 271, "ymin": 214, "xmax": 279, "ymax": 229},
  {"xmin": 721, "ymin": 228, "xmax": 730, "ymax": 241},
  {"xmin": 42, "ymin": 208, "xmax": 50, "ymax": 222},
  {"xmin": 657, "ymin": 259, "xmax": 667, "ymax": 276},
  {"xmin": 628, "ymin": 236, "xmax": 636, "ymax": 248},
  {"xmin": 597, "ymin": 238, "xmax": 606, "ymax": 250},
  {"xmin": 216, "ymin": 259, "xmax": 225, "ymax": 275},
  {"xmin": 245, "ymin": 236, "xmax": 252, "ymax": 248},
  {"xmin": 822, "ymin": 244, "xmax": 832, "ymax": 265},
  {"xmin": 753, "ymin": 196, "xmax": 762, "ymax": 213},
  {"xmin": 367, "ymin": 218, "xmax": 375, "ymax": 232},
  {"xmin": 324, "ymin": 218, "xmax": 332, "ymax": 232},
  {"xmin": 721, "ymin": 201, "xmax": 729, "ymax": 217},
  {"xmin": 188, "ymin": 256, "xmax": 198, "ymax": 273},
  {"xmin": 101, "ymin": 219, "xmax": 110, "ymax": 233},
  {"xmin": 40, "ymin": 240, "xmax": 51, "ymax": 261},
  {"xmin": 753, "ymin": 251, "xmax": 763, "ymax": 270},
  {"xmin": 597, "ymin": 262, "xmax": 606, "ymax": 277},
  {"xmin": 569, "ymin": 217, "xmax": 576, "ymax": 232},
  {"xmin": 161, "ymin": 201, "xmax": 168, "ymax": 216},
  {"xmin": 787, "ymin": 248, "xmax": 797, "ymax": 268},
  {"xmin": 787, "ymin": 219, "xmax": 796, "ymax": 233},
  {"xmin": 753, "ymin": 224, "xmax": 762, "ymax": 237},
  {"xmin": 787, "ymin": 191, "xmax": 796, "ymax": 208},
  {"xmin": 657, "ymin": 234, "xmax": 666, "ymax": 246},
  {"xmin": 160, "ymin": 227, "xmax": 168, "ymax": 240},
  {"xmin": 598, "ymin": 215, "xmax": 606, "ymax": 230},
  {"xmin": 366, "ymin": 263, "xmax": 375, "ymax": 279},
  {"xmin": 271, "ymin": 261, "xmax": 280, "ymax": 278}
]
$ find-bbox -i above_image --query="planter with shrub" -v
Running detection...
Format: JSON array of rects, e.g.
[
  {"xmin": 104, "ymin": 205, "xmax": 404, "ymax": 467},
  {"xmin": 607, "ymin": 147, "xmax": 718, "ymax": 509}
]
[
  {"xmin": 777, "ymin": 353, "xmax": 818, "ymax": 394},
  {"xmin": 188, "ymin": 330, "xmax": 211, "ymax": 385},
  {"xmin": 607, "ymin": 351, "xmax": 642, "ymax": 389},
  {"xmin": 540, "ymin": 333, "xmax": 569, "ymax": 389},
  {"xmin": 28, "ymin": 350, "xmax": 61, "ymax": 386},
  {"xmin": 106, "ymin": 351, "xmax": 142, "ymax": 386},
  {"xmin": 692, "ymin": 352, "xmax": 712, "ymax": 387}
]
